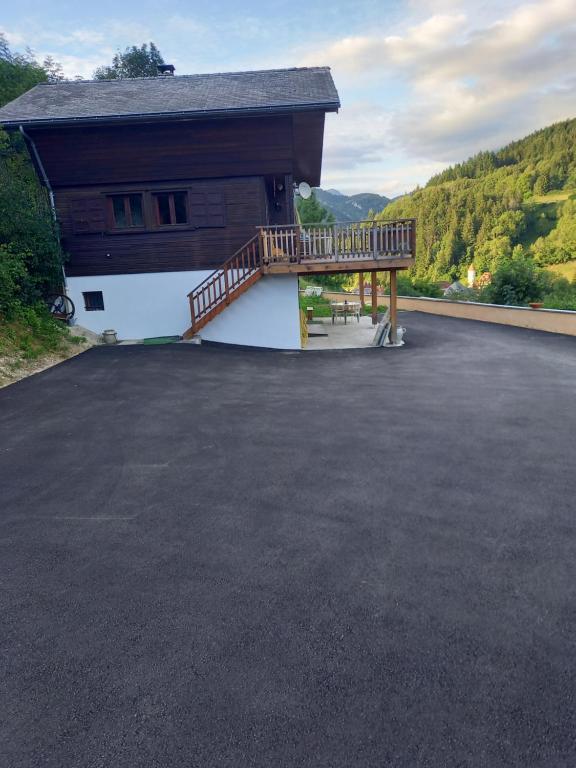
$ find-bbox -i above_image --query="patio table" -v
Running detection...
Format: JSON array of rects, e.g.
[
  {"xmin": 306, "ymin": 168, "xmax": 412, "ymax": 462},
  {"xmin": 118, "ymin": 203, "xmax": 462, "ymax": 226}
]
[{"xmin": 331, "ymin": 301, "xmax": 361, "ymax": 324}]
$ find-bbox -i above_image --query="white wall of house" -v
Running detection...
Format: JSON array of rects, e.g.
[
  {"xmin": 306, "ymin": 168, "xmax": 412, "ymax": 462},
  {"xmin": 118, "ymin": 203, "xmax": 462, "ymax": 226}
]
[
  {"xmin": 67, "ymin": 270, "xmax": 212, "ymax": 340},
  {"xmin": 66, "ymin": 270, "xmax": 301, "ymax": 349},
  {"xmin": 200, "ymin": 274, "xmax": 301, "ymax": 349}
]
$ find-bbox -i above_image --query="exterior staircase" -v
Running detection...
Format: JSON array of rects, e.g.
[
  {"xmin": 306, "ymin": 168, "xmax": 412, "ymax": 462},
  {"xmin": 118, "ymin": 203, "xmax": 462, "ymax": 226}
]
[
  {"xmin": 183, "ymin": 234, "xmax": 262, "ymax": 338},
  {"xmin": 183, "ymin": 219, "xmax": 416, "ymax": 339}
]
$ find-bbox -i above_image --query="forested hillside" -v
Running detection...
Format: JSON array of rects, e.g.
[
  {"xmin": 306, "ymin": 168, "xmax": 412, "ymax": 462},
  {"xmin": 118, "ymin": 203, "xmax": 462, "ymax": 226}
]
[{"xmin": 380, "ymin": 119, "xmax": 576, "ymax": 280}]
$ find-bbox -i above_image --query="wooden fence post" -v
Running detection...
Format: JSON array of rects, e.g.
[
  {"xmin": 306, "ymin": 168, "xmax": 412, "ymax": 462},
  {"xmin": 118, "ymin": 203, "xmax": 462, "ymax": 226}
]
[
  {"xmin": 371, "ymin": 271, "xmax": 378, "ymax": 326},
  {"xmin": 390, "ymin": 269, "xmax": 398, "ymax": 342}
]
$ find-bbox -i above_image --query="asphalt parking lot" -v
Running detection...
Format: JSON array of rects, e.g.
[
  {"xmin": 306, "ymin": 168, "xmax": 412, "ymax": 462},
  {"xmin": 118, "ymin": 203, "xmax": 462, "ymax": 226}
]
[{"xmin": 1, "ymin": 312, "xmax": 575, "ymax": 767}]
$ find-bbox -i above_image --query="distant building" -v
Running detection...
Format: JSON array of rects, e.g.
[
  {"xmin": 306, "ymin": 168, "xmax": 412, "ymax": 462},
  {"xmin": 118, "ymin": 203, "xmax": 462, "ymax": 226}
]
[
  {"xmin": 444, "ymin": 280, "xmax": 468, "ymax": 296},
  {"xmin": 476, "ymin": 272, "xmax": 492, "ymax": 288}
]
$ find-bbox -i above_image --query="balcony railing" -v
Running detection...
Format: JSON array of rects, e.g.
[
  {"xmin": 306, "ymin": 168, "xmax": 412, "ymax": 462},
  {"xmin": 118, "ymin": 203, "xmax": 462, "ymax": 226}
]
[{"xmin": 259, "ymin": 219, "xmax": 416, "ymax": 267}]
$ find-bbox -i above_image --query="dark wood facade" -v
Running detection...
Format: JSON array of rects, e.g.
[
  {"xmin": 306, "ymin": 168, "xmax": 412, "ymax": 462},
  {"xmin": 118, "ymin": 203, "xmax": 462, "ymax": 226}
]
[{"xmin": 27, "ymin": 112, "xmax": 324, "ymax": 277}]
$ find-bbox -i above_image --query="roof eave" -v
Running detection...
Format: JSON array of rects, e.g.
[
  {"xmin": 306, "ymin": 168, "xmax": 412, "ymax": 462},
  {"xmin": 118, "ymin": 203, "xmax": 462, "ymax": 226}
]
[{"xmin": 0, "ymin": 101, "xmax": 340, "ymax": 130}]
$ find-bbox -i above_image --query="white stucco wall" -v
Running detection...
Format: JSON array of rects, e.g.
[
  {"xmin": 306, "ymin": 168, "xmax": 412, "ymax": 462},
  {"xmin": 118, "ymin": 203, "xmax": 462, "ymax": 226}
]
[
  {"xmin": 66, "ymin": 270, "xmax": 213, "ymax": 340},
  {"xmin": 66, "ymin": 270, "xmax": 301, "ymax": 349},
  {"xmin": 200, "ymin": 274, "xmax": 301, "ymax": 349}
]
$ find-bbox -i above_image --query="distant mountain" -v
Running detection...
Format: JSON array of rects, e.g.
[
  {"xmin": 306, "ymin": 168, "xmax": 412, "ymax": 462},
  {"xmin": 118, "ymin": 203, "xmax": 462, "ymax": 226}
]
[{"xmin": 315, "ymin": 188, "xmax": 390, "ymax": 222}]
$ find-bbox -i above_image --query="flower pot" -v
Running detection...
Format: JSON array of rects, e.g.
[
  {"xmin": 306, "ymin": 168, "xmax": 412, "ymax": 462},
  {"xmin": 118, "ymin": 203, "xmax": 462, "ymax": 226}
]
[
  {"xmin": 529, "ymin": 302, "xmax": 543, "ymax": 310},
  {"xmin": 102, "ymin": 329, "xmax": 118, "ymax": 344}
]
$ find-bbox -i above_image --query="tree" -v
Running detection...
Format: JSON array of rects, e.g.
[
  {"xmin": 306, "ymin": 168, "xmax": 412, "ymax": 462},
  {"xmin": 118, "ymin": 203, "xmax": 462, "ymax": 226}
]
[
  {"xmin": 490, "ymin": 210, "xmax": 526, "ymax": 239},
  {"xmin": 93, "ymin": 43, "xmax": 165, "ymax": 80},
  {"xmin": 533, "ymin": 173, "xmax": 550, "ymax": 196},
  {"xmin": 0, "ymin": 36, "xmax": 64, "ymax": 307},
  {"xmin": 482, "ymin": 252, "xmax": 550, "ymax": 306},
  {"xmin": 296, "ymin": 191, "xmax": 334, "ymax": 225},
  {"xmin": 531, "ymin": 198, "xmax": 576, "ymax": 265},
  {"xmin": 0, "ymin": 33, "xmax": 59, "ymax": 107}
]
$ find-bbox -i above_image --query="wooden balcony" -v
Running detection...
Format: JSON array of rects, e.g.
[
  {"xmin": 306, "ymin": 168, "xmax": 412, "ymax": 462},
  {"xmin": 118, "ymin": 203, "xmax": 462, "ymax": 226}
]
[
  {"xmin": 259, "ymin": 219, "xmax": 416, "ymax": 274},
  {"xmin": 184, "ymin": 217, "xmax": 416, "ymax": 339}
]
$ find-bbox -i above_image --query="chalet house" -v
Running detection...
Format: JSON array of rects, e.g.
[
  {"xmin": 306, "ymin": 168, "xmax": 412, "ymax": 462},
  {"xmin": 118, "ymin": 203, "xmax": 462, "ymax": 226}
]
[{"xmin": 0, "ymin": 67, "xmax": 415, "ymax": 348}]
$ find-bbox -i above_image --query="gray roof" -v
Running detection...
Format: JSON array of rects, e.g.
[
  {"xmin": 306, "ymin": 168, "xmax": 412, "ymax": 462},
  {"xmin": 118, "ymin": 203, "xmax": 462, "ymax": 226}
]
[{"xmin": 0, "ymin": 67, "xmax": 340, "ymax": 127}]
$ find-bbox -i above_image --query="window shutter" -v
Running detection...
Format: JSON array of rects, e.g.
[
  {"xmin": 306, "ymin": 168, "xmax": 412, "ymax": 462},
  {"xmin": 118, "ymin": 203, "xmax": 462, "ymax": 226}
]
[
  {"xmin": 70, "ymin": 198, "xmax": 106, "ymax": 234},
  {"xmin": 189, "ymin": 191, "xmax": 226, "ymax": 228}
]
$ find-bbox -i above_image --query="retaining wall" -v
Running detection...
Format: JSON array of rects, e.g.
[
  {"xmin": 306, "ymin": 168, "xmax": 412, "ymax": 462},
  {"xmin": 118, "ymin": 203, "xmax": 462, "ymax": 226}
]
[{"xmin": 315, "ymin": 291, "xmax": 576, "ymax": 337}]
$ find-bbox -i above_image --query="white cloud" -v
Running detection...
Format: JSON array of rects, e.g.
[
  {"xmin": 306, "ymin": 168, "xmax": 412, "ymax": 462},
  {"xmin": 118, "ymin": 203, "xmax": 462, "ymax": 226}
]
[
  {"xmin": 4, "ymin": 0, "xmax": 576, "ymax": 194},
  {"xmin": 300, "ymin": 0, "xmax": 576, "ymax": 174},
  {"xmin": 48, "ymin": 51, "xmax": 115, "ymax": 79},
  {"xmin": 0, "ymin": 26, "xmax": 25, "ymax": 46},
  {"xmin": 322, "ymin": 104, "xmax": 393, "ymax": 170},
  {"xmin": 321, "ymin": 162, "xmax": 446, "ymax": 197}
]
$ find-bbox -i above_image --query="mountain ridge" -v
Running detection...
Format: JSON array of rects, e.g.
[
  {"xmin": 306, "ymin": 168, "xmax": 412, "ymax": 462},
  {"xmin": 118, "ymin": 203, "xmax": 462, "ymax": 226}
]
[{"xmin": 314, "ymin": 188, "xmax": 390, "ymax": 222}]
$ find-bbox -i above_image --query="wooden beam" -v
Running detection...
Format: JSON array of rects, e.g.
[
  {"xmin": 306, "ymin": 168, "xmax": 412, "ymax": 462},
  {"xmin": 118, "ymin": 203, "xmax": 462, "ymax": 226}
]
[
  {"xmin": 359, "ymin": 271, "xmax": 365, "ymax": 308},
  {"xmin": 262, "ymin": 257, "xmax": 415, "ymax": 275},
  {"xmin": 371, "ymin": 272, "xmax": 378, "ymax": 326},
  {"xmin": 390, "ymin": 269, "xmax": 398, "ymax": 343}
]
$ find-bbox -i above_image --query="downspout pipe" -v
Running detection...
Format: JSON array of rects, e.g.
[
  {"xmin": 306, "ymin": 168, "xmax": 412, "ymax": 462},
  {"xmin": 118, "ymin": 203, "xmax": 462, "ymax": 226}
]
[
  {"xmin": 19, "ymin": 125, "xmax": 55, "ymax": 213},
  {"xmin": 19, "ymin": 125, "xmax": 67, "ymax": 290}
]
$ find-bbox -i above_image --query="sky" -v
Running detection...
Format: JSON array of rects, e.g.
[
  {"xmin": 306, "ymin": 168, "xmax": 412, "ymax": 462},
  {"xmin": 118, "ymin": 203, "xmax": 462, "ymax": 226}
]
[{"xmin": 2, "ymin": 0, "xmax": 576, "ymax": 196}]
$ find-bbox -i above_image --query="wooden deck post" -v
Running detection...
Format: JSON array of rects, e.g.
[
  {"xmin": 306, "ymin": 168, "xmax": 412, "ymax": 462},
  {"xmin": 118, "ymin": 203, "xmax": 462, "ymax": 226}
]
[
  {"xmin": 371, "ymin": 271, "xmax": 378, "ymax": 326},
  {"xmin": 390, "ymin": 269, "xmax": 398, "ymax": 343},
  {"xmin": 359, "ymin": 271, "xmax": 365, "ymax": 308}
]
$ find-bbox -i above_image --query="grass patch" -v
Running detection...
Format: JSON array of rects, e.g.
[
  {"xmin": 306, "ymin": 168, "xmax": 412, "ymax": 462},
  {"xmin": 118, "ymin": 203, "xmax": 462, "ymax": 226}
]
[
  {"xmin": 363, "ymin": 304, "xmax": 388, "ymax": 315},
  {"xmin": 546, "ymin": 261, "xmax": 576, "ymax": 281},
  {"xmin": 0, "ymin": 304, "xmax": 87, "ymax": 386},
  {"xmin": 521, "ymin": 201, "xmax": 560, "ymax": 247},
  {"xmin": 299, "ymin": 294, "xmax": 332, "ymax": 317},
  {"xmin": 531, "ymin": 189, "xmax": 576, "ymax": 204}
]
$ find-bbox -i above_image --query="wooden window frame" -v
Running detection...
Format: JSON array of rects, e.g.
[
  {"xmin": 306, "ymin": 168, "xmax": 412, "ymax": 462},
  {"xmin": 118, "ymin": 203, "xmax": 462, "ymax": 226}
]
[
  {"xmin": 101, "ymin": 187, "xmax": 225, "ymax": 234},
  {"xmin": 83, "ymin": 291, "xmax": 105, "ymax": 311},
  {"xmin": 152, "ymin": 190, "xmax": 190, "ymax": 228},
  {"xmin": 107, "ymin": 193, "xmax": 146, "ymax": 231}
]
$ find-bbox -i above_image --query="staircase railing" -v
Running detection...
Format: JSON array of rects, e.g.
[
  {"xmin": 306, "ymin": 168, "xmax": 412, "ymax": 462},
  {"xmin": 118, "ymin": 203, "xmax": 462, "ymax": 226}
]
[{"xmin": 187, "ymin": 234, "xmax": 262, "ymax": 333}]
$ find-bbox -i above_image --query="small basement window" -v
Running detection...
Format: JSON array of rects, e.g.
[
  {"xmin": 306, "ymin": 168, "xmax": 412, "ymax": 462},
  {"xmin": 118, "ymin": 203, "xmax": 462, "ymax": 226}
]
[
  {"xmin": 154, "ymin": 191, "xmax": 188, "ymax": 226},
  {"xmin": 109, "ymin": 194, "xmax": 144, "ymax": 229},
  {"xmin": 83, "ymin": 291, "xmax": 104, "ymax": 311}
]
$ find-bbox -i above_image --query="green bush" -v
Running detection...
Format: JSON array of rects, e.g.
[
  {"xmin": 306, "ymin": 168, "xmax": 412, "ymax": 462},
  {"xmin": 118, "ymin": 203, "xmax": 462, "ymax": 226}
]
[
  {"xmin": 480, "ymin": 254, "xmax": 552, "ymax": 306},
  {"xmin": 397, "ymin": 274, "xmax": 442, "ymax": 298},
  {"xmin": 0, "ymin": 244, "xmax": 28, "ymax": 314},
  {"xmin": 542, "ymin": 277, "xmax": 576, "ymax": 311}
]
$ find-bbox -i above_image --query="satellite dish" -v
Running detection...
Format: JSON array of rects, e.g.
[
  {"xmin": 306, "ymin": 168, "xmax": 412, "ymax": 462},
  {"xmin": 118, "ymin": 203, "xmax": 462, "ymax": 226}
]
[{"xmin": 298, "ymin": 181, "xmax": 312, "ymax": 199}]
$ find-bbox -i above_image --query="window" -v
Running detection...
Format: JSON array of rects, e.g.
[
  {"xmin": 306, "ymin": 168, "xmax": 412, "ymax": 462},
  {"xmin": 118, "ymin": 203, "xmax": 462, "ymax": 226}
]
[
  {"xmin": 154, "ymin": 191, "xmax": 188, "ymax": 226},
  {"xmin": 109, "ymin": 194, "xmax": 144, "ymax": 229},
  {"xmin": 83, "ymin": 291, "xmax": 104, "ymax": 311}
]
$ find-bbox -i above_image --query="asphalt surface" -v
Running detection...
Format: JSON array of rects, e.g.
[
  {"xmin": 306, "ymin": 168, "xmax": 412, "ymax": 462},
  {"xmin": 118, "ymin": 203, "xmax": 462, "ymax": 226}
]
[{"xmin": 1, "ymin": 312, "xmax": 576, "ymax": 767}]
